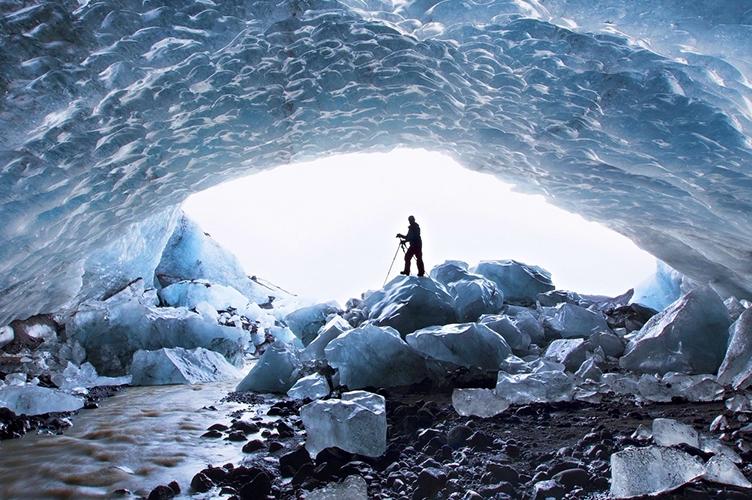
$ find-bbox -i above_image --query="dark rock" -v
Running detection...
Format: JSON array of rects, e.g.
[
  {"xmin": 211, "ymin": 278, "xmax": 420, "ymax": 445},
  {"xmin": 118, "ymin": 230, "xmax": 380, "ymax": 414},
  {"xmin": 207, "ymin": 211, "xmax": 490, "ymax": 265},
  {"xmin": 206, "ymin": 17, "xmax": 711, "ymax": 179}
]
[
  {"xmin": 167, "ymin": 481, "xmax": 180, "ymax": 495},
  {"xmin": 232, "ymin": 420, "xmax": 260, "ymax": 434},
  {"xmin": 533, "ymin": 479, "xmax": 565, "ymax": 500},
  {"xmin": 413, "ymin": 467, "xmax": 447, "ymax": 499},
  {"xmin": 268, "ymin": 441, "xmax": 284, "ymax": 453},
  {"xmin": 147, "ymin": 485, "xmax": 175, "ymax": 500},
  {"xmin": 190, "ymin": 472, "xmax": 213, "ymax": 493},
  {"xmin": 243, "ymin": 439, "xmax": 265, "ymax": 453},
  {"xmin": 486, "ymin": 463, "xmax": 519, "ymax": 484},
  {"xmin": 208, "ymin": 423, "xmax": 229, "ymax": 432},
  {"xmin": 291, "ymin": 463, "xmax": 314, "ymax": 486},
  {"xmin": 279, "ymin": 446, "xmax": 313, "ymax": 477},
  {"xmin": 553, "ymin": 468, "xmax": 590, "ymax": 489},
  {"xmin": 467, "ymin": 431, "xmax": 494, "ymax": 450},
  {"xmin": 201, "ymin": 429, "xmax": 223, "ymax": 439},
  {"xmin": 238, "ymin": 471, "xmax": 272, "ymax": 500},
  {"xmin": 275, "ymin": 420, "xmax": 295, "ymax": 438},
  {"xmin": 447, "ymin": 424, "xmax": 473, "ymax": 448},
  {"xmin": 227, "ymin": 430, "xmax": 247, "ymax": 442}
]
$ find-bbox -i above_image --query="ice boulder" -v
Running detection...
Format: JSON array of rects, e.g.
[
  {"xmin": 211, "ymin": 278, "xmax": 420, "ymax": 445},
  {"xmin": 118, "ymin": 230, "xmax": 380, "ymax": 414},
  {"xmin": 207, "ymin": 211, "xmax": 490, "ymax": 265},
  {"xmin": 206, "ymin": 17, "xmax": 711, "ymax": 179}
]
[
  {"xmin": 406, "ymin": 323, "xmax": 511, "ymax": 371},
  {"xmin": 68, "ymin": 299, "xmax": 249, "ymax": 376},
  {"xmin": 325, "ymin": 325, "xmax": 428, "ymax": 389},
  {"xmin": 717, "ymin": 309, "xmax": 752, "ymax": 389},
  {"xmin": 285, "ymin": 302, "xmax": 341, "ymax": 346},
  {"xmin": 725, "ymin": 297, "xmax": 748, "ymax": 322},
  {"xmin": 301, "ymin": 315, "xmax": 352, "ymax": 362},
  {"xmin": 287, "ymin": 373, "xmax": 330, "ymax": 400},
  {"xmin": 362, "ymin": 276, "xmax": 456, "ymax": 337},
  {"xmin": 544, "ymin": 339, "xmax": 589, "ymax": 371},
  {"xmin": 472, "ymin": 260, "xmax": 554, "ymax": 304},
  {"xmin": 52, "ymin": 362, "xmax": 131, "ymax": 390},
  {"xmin": 429, "ymin": 260, "xmax": 473, "ymax": 286},
  {"xmin": 588, "ymin": 331, "xmax": 624, "ymax": 357},
  {"xmin": 130, "ymin": 347, "xmax": 241, "ymax": 386},
  {"xmin": 306, "ymin": 475, "xmax": 369, "ymax": 500},
  {"xmin": 610, "ymin": 446, "xmax": 705, "ymax": 498},
  {"xmin": 478, "ymin": 315, "xmax": 531, "ymax": 352},
  {"xmin": 620, "ymin": 286, "xmax": 732, "ymax": 375},
  {"xmin": 0, "ymin": 385, "xmax": 85, "ymax": 415},
  {"xmin": 449, "ymin": 278, "xmax": 504, "ymax": 322},
  {"xmin": 301, "ymin": 391, "xmax": 386, "ymax": 458},
  {"xmin": 236, "ymin": 342, "xmax": 301, "ymax": 393},
  {"xmin": 159, "ymin": 280, "xmax": 250, "ymax": 312},
  {"xmin": 652, "ymin": 418, "xmax": 699, "ymax": 448},
  {"xmin": 452, "ymin": 388, "xmax": 510, "ymax": 418},
  {"xmin": 496, "ymin": 368, "xmax": 574, "ymax": 404},
  {"xmin": 703, "ymin": 455, "xmax": 752, "ymax": 488},
  {"xmin": 546, "ymin": 303, "xmax": 610, "ymax": 339},
  {"xmin": 632, "ymin": 261, "xmax": 696, "ymax": 312},
  {"xmin": 508, "ymin": 310, "xmax": 545, "ymax": 345}
]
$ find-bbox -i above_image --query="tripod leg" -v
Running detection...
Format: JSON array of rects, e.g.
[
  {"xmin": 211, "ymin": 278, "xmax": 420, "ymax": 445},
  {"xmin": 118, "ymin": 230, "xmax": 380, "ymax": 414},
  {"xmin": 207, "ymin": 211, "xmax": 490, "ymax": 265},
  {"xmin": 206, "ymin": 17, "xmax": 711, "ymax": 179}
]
[{"xmin": 383, "ymin": 241, "xmax": 402, "ymax": 286}]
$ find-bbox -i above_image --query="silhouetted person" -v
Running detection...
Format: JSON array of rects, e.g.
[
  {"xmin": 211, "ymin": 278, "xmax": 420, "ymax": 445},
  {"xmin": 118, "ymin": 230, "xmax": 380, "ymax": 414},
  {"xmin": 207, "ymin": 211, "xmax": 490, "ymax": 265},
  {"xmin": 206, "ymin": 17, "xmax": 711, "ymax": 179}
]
[{"xmin": 396, "ymin": 215, "xmax": 425, "ymax": 277}]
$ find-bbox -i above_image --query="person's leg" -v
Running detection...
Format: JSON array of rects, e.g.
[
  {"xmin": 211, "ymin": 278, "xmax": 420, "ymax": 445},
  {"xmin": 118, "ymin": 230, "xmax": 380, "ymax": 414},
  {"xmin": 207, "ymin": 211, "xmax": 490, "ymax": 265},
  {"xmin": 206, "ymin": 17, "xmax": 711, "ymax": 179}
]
[
  {"xmin": 402, "ymin": 246, "xmax": 415, "ymax": 274},
  {"xmin": 415, "ymin": 245, "xmax": 425, "ymax": 276}
]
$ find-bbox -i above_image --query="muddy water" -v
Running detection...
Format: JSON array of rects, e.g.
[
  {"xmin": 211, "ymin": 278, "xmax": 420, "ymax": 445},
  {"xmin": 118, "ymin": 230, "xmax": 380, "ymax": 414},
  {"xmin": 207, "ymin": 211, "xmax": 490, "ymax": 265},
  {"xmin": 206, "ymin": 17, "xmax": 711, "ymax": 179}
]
[{"xmin": 0, "ymin": 381, "xmax": 251, "ymax": 499}]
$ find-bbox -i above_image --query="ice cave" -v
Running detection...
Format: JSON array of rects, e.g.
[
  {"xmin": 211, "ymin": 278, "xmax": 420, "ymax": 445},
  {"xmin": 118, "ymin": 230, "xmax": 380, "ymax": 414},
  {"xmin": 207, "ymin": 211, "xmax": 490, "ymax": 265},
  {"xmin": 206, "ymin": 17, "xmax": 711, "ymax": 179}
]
[{"xmin": 1, "ymin": 1, "xmax": 752, "ymax": 499}]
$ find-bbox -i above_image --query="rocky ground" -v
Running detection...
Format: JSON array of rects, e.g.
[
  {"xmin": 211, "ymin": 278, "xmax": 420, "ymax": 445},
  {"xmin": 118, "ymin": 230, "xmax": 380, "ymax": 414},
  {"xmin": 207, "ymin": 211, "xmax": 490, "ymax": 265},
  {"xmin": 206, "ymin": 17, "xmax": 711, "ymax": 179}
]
[{"xmin": 140, "ymin": 385, "xmax": 752, "ymax": 500}]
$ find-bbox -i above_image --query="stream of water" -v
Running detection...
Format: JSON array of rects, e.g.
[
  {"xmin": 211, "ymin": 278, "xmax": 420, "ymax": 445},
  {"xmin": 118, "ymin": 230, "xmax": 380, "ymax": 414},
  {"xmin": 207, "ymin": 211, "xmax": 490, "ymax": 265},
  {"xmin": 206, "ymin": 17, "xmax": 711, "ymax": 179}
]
[{"xmin": 0, "ymin": 381, "xmax": 249, "ymax": 499}]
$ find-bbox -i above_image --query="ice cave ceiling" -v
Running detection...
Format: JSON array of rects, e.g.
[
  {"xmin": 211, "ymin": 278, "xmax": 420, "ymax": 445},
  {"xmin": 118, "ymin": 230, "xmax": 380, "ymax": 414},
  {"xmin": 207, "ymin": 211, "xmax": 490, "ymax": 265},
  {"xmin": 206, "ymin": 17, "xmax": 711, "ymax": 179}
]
[{"xmin": 1, "ymin": 0, "xmax": 751, "ymax": 325}]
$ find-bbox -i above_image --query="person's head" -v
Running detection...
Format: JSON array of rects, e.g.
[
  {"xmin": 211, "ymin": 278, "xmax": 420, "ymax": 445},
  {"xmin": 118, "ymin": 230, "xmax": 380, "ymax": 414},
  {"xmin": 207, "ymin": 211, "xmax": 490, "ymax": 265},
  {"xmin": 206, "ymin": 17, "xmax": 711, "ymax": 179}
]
[{"xmin": 408, "ymin": 215, "xmax": 415, "ymax": 224}]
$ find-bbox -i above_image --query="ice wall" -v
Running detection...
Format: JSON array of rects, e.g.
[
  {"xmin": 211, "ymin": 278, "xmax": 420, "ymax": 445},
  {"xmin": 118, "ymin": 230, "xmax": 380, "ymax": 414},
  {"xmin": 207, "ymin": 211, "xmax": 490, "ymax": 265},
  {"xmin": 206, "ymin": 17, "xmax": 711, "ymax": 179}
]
[{"xmin": 1, "ymin": 0, "xmax": 751, "ymax": 324}]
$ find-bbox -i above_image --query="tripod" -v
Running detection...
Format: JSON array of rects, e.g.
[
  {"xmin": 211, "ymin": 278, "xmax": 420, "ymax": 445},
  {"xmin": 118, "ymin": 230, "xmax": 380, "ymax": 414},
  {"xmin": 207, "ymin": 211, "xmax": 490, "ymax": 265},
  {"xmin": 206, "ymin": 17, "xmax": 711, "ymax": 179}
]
[{"xmin": 383, "ymin": 240, "xmax": 407, "ymax": 286}]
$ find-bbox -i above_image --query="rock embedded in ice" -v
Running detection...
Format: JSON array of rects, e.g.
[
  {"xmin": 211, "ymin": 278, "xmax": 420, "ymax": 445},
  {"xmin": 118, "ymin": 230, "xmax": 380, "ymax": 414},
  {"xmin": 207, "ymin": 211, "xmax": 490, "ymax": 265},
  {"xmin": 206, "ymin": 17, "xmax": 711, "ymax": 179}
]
[
  {"xmin": 546, "ymin": 303, "xmax": 610, "ymax": 339},
  {"xmin": 472, "ymin": 260, "xmax": 554, "ymax": 304},
  {"xmin": 652, "ymin": 418, "xmax": 699, "ymax": 448},
  {"xmin": 0, "ymin": 325, "xmax": 14, "ymax": 349},
  {"xmin": 496, "ymin": 369, "xmax": 574, "ymax": 404},
  {"xmin": 362, "ymin": 276, "xmax": 456, "ymax": 337},
  {"xmin": 159, "ymin": 280, "xmax": 250, "ymax": 312},
  {"xmin": 325, "ymin": 325, "xmax": 427, "ymax": 389},
  {"xmin": 131, "ymin": 347, "xmax": 241, "ymax": 386},
  {"xmin": 610, "ymin": 446, "xmax": 705, "ymax": 498},
  {"xmin": 478, "ymin": 315, "xmax": 531, "ymax": 352},
  {"xmin": 287, "ymin": 373, "xmax": 330, "ymax": 400},
  {"xmin": 301, "ymin": 391, "xmax": 386, "ymax": 458},
  {"xmin": 301, "ymin": 315, "xmax": 352, "ymax": 363},
  {"xmin": 0, "ymin": 385, "xmax": 85, "ymax": 415},
  {"xmin": 236, "ymin": 342, "xmax": 300, "ymax": 393},
  {"xmin": 703, "ymin": 455, "xmax": 752, "ymax": 488},
  {"xmin": 452, "ymin": 388, "xmax": 509, "ymax": 418},
  {"xmin": 544, "ymin": 338, "xmax": 588, "ymax": 371},
  {"xmin": 305, "ymin": 475, "xmax": 369, "ymax": 500},
  {"xmin": 717, "ymin": 308, "xmax": 752, "ymax": 389},
  {"xmin": 285, "ymin": 302, "xmax": 341, "ymax": 346},
  {"xmin": 620, "ymin": 286, "xmax": 732, "ymax": 375},
  {"xmin": 449, "ymin": 278, "xmax": 504, "ymax": 322},
  {"xmin": 406, "ymin": 323, "xmax": 511, "ymax": 371}
]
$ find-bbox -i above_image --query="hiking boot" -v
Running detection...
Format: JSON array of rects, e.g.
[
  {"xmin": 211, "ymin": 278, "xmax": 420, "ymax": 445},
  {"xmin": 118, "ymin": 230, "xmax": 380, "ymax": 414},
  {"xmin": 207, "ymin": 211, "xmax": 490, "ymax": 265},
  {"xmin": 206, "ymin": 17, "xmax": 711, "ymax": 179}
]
[{"xmin": 400, "ymin": 271, "xmax": 409, "ymax": 276}]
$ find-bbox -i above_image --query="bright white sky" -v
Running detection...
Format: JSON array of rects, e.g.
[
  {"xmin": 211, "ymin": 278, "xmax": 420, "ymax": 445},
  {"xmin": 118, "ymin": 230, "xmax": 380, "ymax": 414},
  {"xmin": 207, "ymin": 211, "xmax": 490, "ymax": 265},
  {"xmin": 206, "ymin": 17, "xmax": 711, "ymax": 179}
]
[{"xmin": 183, "ymin": 149, "xmax": 656, "ymax": 304}]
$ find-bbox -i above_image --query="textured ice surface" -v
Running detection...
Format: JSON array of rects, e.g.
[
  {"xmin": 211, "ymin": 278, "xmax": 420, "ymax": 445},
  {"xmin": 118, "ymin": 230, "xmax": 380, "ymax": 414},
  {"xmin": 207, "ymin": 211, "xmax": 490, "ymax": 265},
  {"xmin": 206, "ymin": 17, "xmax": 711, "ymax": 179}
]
[
  {"xmin": 496, "ymin": 368, "xmax": 574, "ymax": 404},
  {"xmin": 473, "ymin": 261, "xmax": 554, "ymax": 304},
  {"xmin": 406, "ymin": 323, "xmax": 511, "ymax": 370},
  {"xmin": 632, "ymin": 262, "xmax": 696, "ymax": 312},
  {"xmin": 704, "ymin": 455, "xmax": 752, "ymax": 488},
  {"xmin": 2, "ymin": 0, "xmax": 752, "ymax": 326},
  {"xmin": 610, "ymin": 446, "xmax": 705, "ymax": 498},
  {"xmin": 0, "ymin": 325, "xmax": 14, "ymax": 349},
  {"xmin": 302, "ymin": 315, "xmax": 352, "ymax": 363},
  {"xmin": 363, "ymin": 276, "xmax": 456, "ymax": 337},
  {"xmin": 717, "ymin": 309, "xmax": 752, "ymax": 389},
  {"xmin": 507, "ymin": 310, "xmax": 545, "ymax": 345},
  {"xmin": 544, "ymin": 339, "xmax": 588, "ymax": 371},
  {"xmin": 0, "ymin": 385, "xmax": 85, "ymax": 416},
  {"xmin": 287, "ymin": 373, "xmax": 330, "ymax": 401},
  {"xmin": 575, "ymin": 357, "xmax": 602, "ymax": 381},
  {"xmin": 588, "ymin": 331, "xmax": 624, "ymax": 358},
  {"xmin": 452, "ymin": 388, "xmax": 510, "ymax": 418},
  {"xmin": 325, "ymin": 325, "xmax": 427, "ymax": 389},
  {"xmin": 449, "ymin": 278, "xmax": 504, "ymax": 323},
  {"xmin": 652, "ymin": 418, "xmax": 699, "ymax": 448},
  {"xmin": 429, "ymin": 261, "xmax": 474, "ymax": 287},
  {"xmin": 301, "ymin": 391, "xmax": 386, "ymax": 458},
  {"xmin": 305, "ymin": 475, "xmax": 369, "ymax": 500},
  {"xmin": 285, "ymin": 302, "xmax": 341, "ymax": 346},
  {"xmin": 159, "ymin": 280, "xmax": 250, "ymax": 312},
  {"xmin": 51, "ymin": 362, "xmax": 131, "ymax": 391},
  {"xmin": 620, "ymin": 286, "xmax": 732, "ymax": 375},
  {"xmin": 478, "ymin": 315, "xmax": 531, "ymax": 352},
  {"xmin": 546, "ymin": 303, "xmax": 610, "ymax": 339},
  {"xmin": 236, "ymin": 342, "xmax": 300, "ymax": 393},
  {"xmin": 130, "ymin": 347, "xmax": 241, "ymax": 386}
]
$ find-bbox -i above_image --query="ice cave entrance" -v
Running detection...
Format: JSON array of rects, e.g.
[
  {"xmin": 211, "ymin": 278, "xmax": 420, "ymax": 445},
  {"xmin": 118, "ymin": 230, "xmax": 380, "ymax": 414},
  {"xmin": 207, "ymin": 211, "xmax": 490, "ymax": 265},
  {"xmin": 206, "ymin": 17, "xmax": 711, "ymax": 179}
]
[{"xmin": 183, "ymin": 149, "xmax": 656, "ymax": 303}]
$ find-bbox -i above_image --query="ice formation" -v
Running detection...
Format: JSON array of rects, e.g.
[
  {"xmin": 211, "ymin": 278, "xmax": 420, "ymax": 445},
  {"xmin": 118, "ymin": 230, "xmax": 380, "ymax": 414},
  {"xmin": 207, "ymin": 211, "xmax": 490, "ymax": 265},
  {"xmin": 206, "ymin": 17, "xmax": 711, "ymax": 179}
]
[
  {"xmin": 472, "ymin": 261, "xmax": 554, "ymax": 304},
  {"xmin": 0, "ymin": 385, "xmax": 85, "ymax": 416},
  {"xmin": 305, "ymin": 475, "xmax": 369, "ymax": 500},
  {"xmin": 285, "ymin": 302, "xmax": 342, "ymax": 346},
  {"xmin": 130, "ymin": 347, "xmax": 241, "ymax": 386},
  {"xmin": 651, "ymin": 418, "xmax": 699, "ymax": 448},
  {"xmin": 448, "ymin": 278, "xmax": 504, "ymax": 323},
  {"xmin": 236, "ymin": 342, "xmax": 301, "ymax": 393},
  {"xmin": 609, "ymin": 446, "xmax": 705, "ymax": 498},
  {"xmin": 495, "ymin": 367, "xmax": 574, "ymax": 404},
  {"xmin": 544, "ymin": 303, "xmax": 610, "ymax": 339},
  {"xmin": 287, "ymin": 373, "xmax": 330, "ymax": 401},
  {"xmin": 406, "ymin": 323, "xmax": 512, "ymax": 371},
  {"xmin": 717, "ymin": 309, "xmax": 752, "ymax": 390},
  {"xmin": 478, "ymin": 315, "xmax": 531, "ymax": 353},
  {"xmin": 543, "ymin": 339, "xmax": 589, "ymax": 371},
  {"xmin": 452, "ymin": 388, "xmax": 510, "ymax": 418},
  {"xmin": 301, "ymin": 315, "xmax": 352, "ymax": 363},
  {"xmin": 301, "ymin": 391, "xmax": 387, "ymax": 458},
  {"xmin": 159, "ymin": 280, "xmax": 251, "ymax": 312}
]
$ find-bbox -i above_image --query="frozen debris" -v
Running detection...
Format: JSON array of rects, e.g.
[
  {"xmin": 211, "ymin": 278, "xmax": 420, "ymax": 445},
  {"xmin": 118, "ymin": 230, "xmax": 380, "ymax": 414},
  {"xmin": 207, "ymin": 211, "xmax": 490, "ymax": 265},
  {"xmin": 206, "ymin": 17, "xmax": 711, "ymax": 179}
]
[
  {"xmin": 546, "ymin": 303, "xmax": 610, "ymax": 339},
  {"xmin": 52, "ymin": 362, "xmax": 130, "ymax": 390},
  {"xmin": 700, "ymin": 436, "xmax": 742, "ymax": 464},
  {"xmin": 544, "ymin": 339, "xmax": 588, "ymax": 371},
  {"xmin": 0, "ymin": 325, "xmax": 13, "ymax": 348},
  {"xmin": 406, "ymin": 323, "xmax": 511, "ymax": 371},
  {"xmin": 610, "ymin": 446, "xmax": 705, "ymax": 498},
  {"xmin": 652, "ymin": 418, "xmax": 699, "ymax": 448},
  {"xmin": 159, "ymin": 280, "xmax": 250, "ymax": 312},
  {"xmin": 588, "ymin": 331, "xmax": 624, "ymax": 357},
  {"xmin": 0, "ymin": 385, "xmax": 85, "ymax": 415},
  {"xmin": 575, "ymin": 357, "xmax": 602, "ymax": 381},
  {"xmin": 472, "ymin": 260, "xmax": 554, "ymax": 304},
  {"xmin": 301, "ymin": 391, "xmax": 387, "ymax": 458},
  {"xmin": 449, "ymin": 278, "xmax": 504, "ymax": 322},
  {"xmin": 68, "ymin": 298, "xmax": 249, "ymax": 376},
  {"xmin": 725, "ymin": 393, "xmax": 752, "ymax": 413},
  {"xmin": 301, "ymin": 315, "xmax": 352, "ymax": 363},
  {"xmin": 325, "ymin": 325, "xmax": 428, "ymax": 389},
  {"xmin": 496, "ymin": 368, "xmax": 574, "ymax": 404},
  {"xmin": 703, "ymin": 455, "xmax": 752, "ymax": 488},
  {"xmin": 236, "ymin": 342, "xmax": 301, "ymax": 393},
  {"xmin": 452, "ymin": 388, "xmax": 510, "ymax": 418},
  {"xmin": 305, "ymin": 475, "xmax": 369, "ymax": 500},
  {"xmin": 478, "ymin": 315, "xmax": 531, "ymax": 352},
  {"xmin": 362, "ymin": 276, "xmax": 456, "ymax": 337},
  {"xmin": 717, "ymin": 308, "xmax": 752, "ymax": 389},
  {"xmin": 130, "ymin": 347, "xmax": 240, "ymax": 386},
  {"xmin": 285, "ymin": 302, "xmax": 342, "ymax": 346},
  {"xmin": 287, "ymin": 373, "xmax": 330, "ymax": 401},
  {"xmin": 620, "ymin": 286, "xmax": 732, "ymax": 375}
]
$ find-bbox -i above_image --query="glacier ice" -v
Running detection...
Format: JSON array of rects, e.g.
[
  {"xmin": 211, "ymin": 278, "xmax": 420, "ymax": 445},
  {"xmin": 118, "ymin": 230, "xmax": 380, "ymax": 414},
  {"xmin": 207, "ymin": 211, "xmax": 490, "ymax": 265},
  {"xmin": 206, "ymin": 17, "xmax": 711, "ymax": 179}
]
[
  {"xmin": 574, "ymin": 357, "xmax": 602, "ymax": 381},
  {"xmin": 631, "ymin": 261, "xmax": 696, "ymax": 312},
  {"xmin": 452, "ymin": 388, "xmax": 510, "ymax": 418},
  {"xmin": 236, "ymin": 342, "xmax": 300, "ymax": 393},
  {"xmin": 301, "ymin": 315, "xmax": 352, "ymax": 363},
  {"xmin": 52, "ymin": 362, "xmax": 131, "ymax": 391},
  {"xmin": 0, "ymin": 385, "xmax": 85, "ymax": 416},
  {"xmin": 495, "ymin": 367, "xmax": 574, "ymax": 404},
  {"xmin": 130, "ymin": 347, "xmax": 241, "ymax": 386},
  {"xmin": 472, "ymin": 260, "xmax": 554, "ymax": 304},
  {"xmin": 703, "ymin": 455, "xmax": 752, "ymax": 489},
  {"xmin": 717, "ymin": 308, "xmax": 752, "ymax": 389},
  {"xmin": 429, "ymin": 261, "xmax": 474, "ymax": 286},
  {"xmin": 306, "ymin": 475, "xmax": 369, "ymax": 500},
  {"xmin": 651, "ymin": 418, "xmax": 699, "ymax": 448},
  {"xmin": 287, "ymin": 373, "xmax": 330, "ymax": 401},
  {"xmin": 609, "ymin": 446, "xmax": 705, "ymax": 498},
  {"xmin": 507, "ymin": 310, "xmax": 545, "ymax": 345},
  {"xmin": 478, "ymin": 315, "xmax": 531, "ymax": 352},
  {"xmin": 159, "ymin": 280, "xmax": 251, "ymax": 312},
  {"xmin": 449, "ymin": 278, "xmax": 504, "ymax": 323},
  {"xmin": 620, "ymin": 286, "xmax": 732, "ymax": 375},
  {"xmin": 545, "ymin": 303, "xmax": 610, "ymax": 339},
  {"xmin": 406, "ymin": 323, "xmax": 512, "ymax": 371},
  {"xmin": 301, "ymin": 391, "xmax": 387, "ymax": 458},
  {"xmin": 325, "ymin": 325, "xmax": 428, "ymax": 389},
  {"xmin": 0, "ymin": 326, "xmax": 14, "ymax": 349},
  {"xmin": 544, "ymin": 339, "xmax": 589, "ymax": 371},
  {"xmin": 285, "ymin": 302, "xmax": 341, "ymax": 346}
]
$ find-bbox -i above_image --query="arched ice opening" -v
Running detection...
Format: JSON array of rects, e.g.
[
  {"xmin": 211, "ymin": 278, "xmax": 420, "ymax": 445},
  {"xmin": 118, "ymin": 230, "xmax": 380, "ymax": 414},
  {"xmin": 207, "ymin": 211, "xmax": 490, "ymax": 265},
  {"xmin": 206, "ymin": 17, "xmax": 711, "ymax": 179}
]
[{"xmin": 1, "ymin": 0, "xmax": 751, "ymax": 324}]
